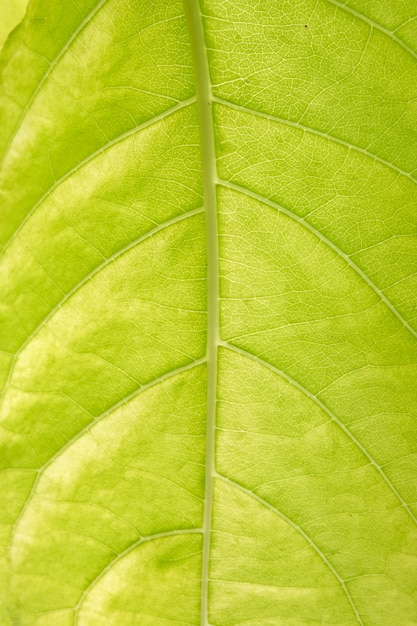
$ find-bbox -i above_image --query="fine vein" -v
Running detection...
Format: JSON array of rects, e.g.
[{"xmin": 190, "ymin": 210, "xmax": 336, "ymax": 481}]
[{"xmin": 184, "ymin": 2, "xmax": 218, "ymax": 625}]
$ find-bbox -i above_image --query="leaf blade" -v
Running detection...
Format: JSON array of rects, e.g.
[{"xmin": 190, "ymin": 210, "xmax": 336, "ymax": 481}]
[{"xmin": 1, "ymin": 0, "xmax": 417, "ymax": 624}]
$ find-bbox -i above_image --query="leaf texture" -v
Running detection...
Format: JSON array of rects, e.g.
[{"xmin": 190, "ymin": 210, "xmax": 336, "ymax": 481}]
[
  {"xmin": 0, "ymin": 0, "xmax": 417, "ymax": 624},
  {"xmin": 0, "ymin": 0, "xmax": 28, "ymax": 51}
]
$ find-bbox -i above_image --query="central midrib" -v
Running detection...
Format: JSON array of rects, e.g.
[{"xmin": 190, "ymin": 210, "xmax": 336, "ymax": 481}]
[{"xmin": 183, "ymin": 1, "xmax": 218, "ymax": 625}]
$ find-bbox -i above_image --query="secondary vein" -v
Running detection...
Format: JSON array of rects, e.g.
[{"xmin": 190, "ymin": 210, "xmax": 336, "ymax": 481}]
[{"xmin": 183, "ymin": 2, "xmax": 218, "ymax": 625}]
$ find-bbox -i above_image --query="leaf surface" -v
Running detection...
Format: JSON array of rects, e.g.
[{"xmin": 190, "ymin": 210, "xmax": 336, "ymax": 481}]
[
  {"xmin": 1, "ymin": 0, "xmax": 417, "ymax": 624},
  {"xmin": 0, "ymin": 0, "xmax": 28, "ymax": 50}
]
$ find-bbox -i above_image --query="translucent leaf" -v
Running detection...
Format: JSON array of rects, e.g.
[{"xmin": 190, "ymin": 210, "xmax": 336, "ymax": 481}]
[{"xmin": 1, "ymin": 0, "xmax": 417, "ymax": 624}]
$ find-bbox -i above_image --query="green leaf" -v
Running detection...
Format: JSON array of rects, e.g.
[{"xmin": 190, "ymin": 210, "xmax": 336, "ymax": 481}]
[
  {"xmin": 1, "ymin": 0, "xmax": 417, "ymax": 624},
  {"xmin": 0, "ymin": 0, "xmax": 28, "ymax": 51}
]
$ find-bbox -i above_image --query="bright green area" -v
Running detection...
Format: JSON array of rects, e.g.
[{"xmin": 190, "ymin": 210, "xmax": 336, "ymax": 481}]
[
  {"xmin": 0, "ymin": 0, "xmax": 27, "ymax": 50},
  {"xmin": 0, "ymin": 0, "xmax": 417, "ymax": 624}
]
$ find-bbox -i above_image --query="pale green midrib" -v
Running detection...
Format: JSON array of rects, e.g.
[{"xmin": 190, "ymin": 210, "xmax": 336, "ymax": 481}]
[
  {"xmin": 325, "ymin": 0, "xmax": 417, "ymax": 62},
  {"xmin": 213, "ymin": 96, "xmax": 417, "ymax": 184},
  {"xmin": 1, "ymin": 205, "xmax": 204, "ymax": 403},
  {"xmin": 74, "ymin": 528, "xmax": 203, "ymax": 624},
  {"xmin": 0, "ymin": 96, "xmax": 197, "ymax": 257},
  {"xmin": 183, "ymin": 2, "xmax": 218, "ymax": 625},
  {"xmin": 7, "ymin": 358, "xmax": 206, "ymax": 564},
  {"xmin": 0, "ymin": 0, "xmax": 111, "ymax": 173},
  {"xmin": 219, "ymin": 179, "xmax": 417, "ymax": 342},
  {"xmin": 222, "ymin": 341, "xmax": 417, "ymax": 530},
  {"xmin": 216, "ymin": 474, "xmax": 364, "ymax": 626}
]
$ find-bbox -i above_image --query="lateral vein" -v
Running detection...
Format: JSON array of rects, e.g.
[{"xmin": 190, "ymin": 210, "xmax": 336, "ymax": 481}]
[
  {"xmin": 217, "ymin": 474, "xmax": 364, "ymax": 626},
  {"xmin": 74, "ymin": 528, "xmax": 203, "ymax": 624},
  {"xmin": 0, "ymin": 96, "xmax": 197, "ymax": 257},
  {"xmin": 219, "ymin": 179, "xmax": 417, "ymax": 342},
  {"xmin": 222, "ymin": 341, "xmax": 417, "ymax": 531},
  {"xmin": 213, "ymin": 96, "xmax": 417, "ymax": 184},
  {"xmin": 1, "ymin": 206, "xmax": 204, "ymax": 404},
  {"xmin": 7, "ymin": 359, "xmax": 207, "ymax": 565}
]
